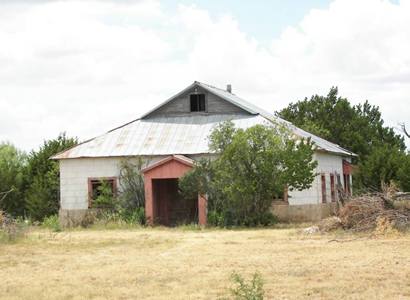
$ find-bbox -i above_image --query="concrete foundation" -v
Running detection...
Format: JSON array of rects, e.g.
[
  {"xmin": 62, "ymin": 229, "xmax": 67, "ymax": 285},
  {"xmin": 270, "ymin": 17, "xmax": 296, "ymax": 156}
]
[
  {"xmin": 59, "ymin": 209, "xmax": 97, "ymax": 227},
  {"xmin": 271, "ymin": 202, "xmax": 338, "ymax": 222}
]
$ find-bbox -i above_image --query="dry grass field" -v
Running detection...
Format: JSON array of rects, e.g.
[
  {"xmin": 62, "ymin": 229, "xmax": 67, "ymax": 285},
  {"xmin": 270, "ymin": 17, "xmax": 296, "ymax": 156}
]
[{"xmin": 0, "ymin": 227, "xmax": 409, "ymax": 299}]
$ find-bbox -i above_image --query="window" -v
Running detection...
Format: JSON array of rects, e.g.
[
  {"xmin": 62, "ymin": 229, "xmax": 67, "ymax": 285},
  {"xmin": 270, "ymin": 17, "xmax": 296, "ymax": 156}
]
[
  {"xmin": 344, "ymin": 174, "xmax": 351, "ymax": 196},
  {"xmin": 88, "ymin": 177, "xmax": 117, "ymax": 208},
  {"xmin": 336, "ymin": 174, "xmax": 342, "ymax": 199},
  {"xmin": 190, "ymin": 94, "xmax": 206, "ymax": 112},
  {"xmin": 330, "ymin": 174, "xmax": 336, "ymax": 202},
  {"xmin": 321, "ymin": 174, "xmax": 327, "ymax": 203}
]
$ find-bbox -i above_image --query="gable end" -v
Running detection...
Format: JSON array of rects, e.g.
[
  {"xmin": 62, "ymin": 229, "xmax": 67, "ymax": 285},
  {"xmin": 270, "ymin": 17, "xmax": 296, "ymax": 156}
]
[{"xmin": 142, "ymin": 83, "xmax": 251, "ymax": 119}]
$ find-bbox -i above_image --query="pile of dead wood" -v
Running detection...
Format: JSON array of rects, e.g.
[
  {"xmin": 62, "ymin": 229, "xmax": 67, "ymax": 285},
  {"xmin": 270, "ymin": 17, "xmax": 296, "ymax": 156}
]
[{"xmin": 318, "ymin": 194, "xmax": 410, "ymax": 233}]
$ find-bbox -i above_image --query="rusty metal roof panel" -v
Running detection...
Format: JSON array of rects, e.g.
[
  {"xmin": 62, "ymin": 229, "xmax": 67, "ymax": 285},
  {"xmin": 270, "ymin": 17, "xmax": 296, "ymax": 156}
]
[
  {"xmin": 52, "ymin": 113, "xmax": 354, "ymax": 159},
  {"xmin": 52, "ymin": 81, "xmax": 356, "ymax": 159},
  {"xmin": 52, "ymin": 115, "xmax": 269, "ymax": 159}
]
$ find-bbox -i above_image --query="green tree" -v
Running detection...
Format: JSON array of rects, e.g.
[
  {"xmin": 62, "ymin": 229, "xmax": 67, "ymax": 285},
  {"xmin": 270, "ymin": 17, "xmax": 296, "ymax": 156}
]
[
  {"xmin": 0, "ymin": 143, "xmax": 27, "ymax": 216},
  {"xmin": 180, "ymin": 121, "xmax": 317, "ymax": 226},
  {"xmin": 355, "ymin": 145, "xmax": 404, "ymax": 192},
  {"xmin": 279, "ymin": 87, "xmax": 405, "ymax": 157},
  {"xmin": 278, "ymin": 87, "xmax": 406, "ymax": 191},
  {"xmin": 25, "ymin": 133, "xmax": 77, "ymax": 221},
  {"xmin": 397, "ymin": 154, "xmax": 410, "ymax": 192}
]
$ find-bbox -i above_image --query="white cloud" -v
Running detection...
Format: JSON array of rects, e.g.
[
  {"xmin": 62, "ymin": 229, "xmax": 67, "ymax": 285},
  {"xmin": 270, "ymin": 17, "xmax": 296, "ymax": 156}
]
[{"xmin": 0, "ymin": 0, "xmax": 409, "ymax": 151}]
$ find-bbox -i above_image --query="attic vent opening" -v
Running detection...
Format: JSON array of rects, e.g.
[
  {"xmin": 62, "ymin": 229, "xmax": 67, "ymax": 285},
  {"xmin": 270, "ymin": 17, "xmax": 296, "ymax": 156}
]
[{"xmin": 190, "ymin": 94, "xmax": 206, "ymax": 112}]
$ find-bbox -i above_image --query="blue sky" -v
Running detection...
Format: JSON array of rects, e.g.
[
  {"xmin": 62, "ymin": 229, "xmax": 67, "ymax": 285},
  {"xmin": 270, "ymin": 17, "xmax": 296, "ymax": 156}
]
[{"xmin": 161, "ymin": 0, "xmax": 332, "ymax": 43}]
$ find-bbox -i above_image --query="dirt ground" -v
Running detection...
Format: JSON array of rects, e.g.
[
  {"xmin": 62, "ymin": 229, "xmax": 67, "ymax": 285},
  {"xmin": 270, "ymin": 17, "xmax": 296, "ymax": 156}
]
[{"xmin": 0, "ymin": 227, "xmax": 409, "ymax": 299}]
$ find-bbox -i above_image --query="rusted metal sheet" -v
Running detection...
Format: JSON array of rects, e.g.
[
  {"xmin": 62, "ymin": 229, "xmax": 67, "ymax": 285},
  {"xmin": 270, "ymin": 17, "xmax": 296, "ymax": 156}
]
[
  {"xmin": 52, "ymin": 113, "xmax": 354, "ymax": 159},
  {"xmin": 52, "ymin": 81, "xmax": 356, "ymax": 159}
]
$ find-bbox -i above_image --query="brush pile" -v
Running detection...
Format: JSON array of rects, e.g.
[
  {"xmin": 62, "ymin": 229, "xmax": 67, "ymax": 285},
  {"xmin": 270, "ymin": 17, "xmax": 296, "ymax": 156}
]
[
  {"xmin": 317, "ymin": 194, "xmax": 410, "ymax": 233},
  {"xmin": 339, "ymin": 195, "xmax": 410, "ymax": 232}
]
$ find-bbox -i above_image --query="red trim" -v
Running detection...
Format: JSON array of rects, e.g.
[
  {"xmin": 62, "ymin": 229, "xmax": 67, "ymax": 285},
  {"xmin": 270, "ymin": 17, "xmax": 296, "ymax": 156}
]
[
  {"xmin": 343, "ymin": 160, "xmax": 353, "ymax": 175},
  {"xmin": 142, "ymin": 155, "xmax": 194, "ymax": 173}
]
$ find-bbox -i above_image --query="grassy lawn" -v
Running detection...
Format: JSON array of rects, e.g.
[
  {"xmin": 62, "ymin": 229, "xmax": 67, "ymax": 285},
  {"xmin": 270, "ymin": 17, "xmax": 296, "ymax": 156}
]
[{"xmin": 0, "ymin": 227, "xmax": 409, "ymax": 299}]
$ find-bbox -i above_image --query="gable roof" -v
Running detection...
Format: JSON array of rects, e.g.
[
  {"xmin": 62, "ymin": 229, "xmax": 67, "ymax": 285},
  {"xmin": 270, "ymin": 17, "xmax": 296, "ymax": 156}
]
[
  {"xmin": 52, "ymin": 81, "xmax": 356, "ymax": 159},
  {"xmin": 141, "ymin": 155, "xmax": 194, "ymax": 173},
  {"xmin": 141, "ymin": 81, "xmax": 275, "ymax": 119}
]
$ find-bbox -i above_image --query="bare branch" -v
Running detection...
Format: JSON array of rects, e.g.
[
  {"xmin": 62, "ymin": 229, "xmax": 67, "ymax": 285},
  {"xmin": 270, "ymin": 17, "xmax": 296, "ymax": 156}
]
[
  {"xmin": 399, "ymin": 123, "xmax": 410, "ymax": 138},
  {"xmin": 0, "ymin": 188, "xmax": 14, "ymax": 203}
]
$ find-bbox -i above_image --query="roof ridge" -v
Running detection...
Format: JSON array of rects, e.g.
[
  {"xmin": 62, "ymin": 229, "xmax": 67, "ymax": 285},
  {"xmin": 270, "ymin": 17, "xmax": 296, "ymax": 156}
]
[{"xmin": 195, "ymin": 81, "xmax": 236, "ymax": 94}]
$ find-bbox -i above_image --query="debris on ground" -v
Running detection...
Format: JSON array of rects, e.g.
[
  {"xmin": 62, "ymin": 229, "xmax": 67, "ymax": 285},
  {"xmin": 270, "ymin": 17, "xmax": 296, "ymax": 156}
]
[
  {"xmin": 302, "ymin": 225, "xmax": 320, "ymax": 234},
  {"xmin": 303, "ymin": 193, "xmax": 410, "ymax": 234},
  {"xmin": 318, "ymin": 216, "xmax": 342, "ymax": 232},
  {"xmin": 338, "ymin": 195, "xmax": 410, "ymax": 232}
]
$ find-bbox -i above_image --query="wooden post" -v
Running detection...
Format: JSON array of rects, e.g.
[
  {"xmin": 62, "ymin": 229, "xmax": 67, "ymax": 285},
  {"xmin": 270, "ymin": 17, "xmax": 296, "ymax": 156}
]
[
  {"xmin": 283, "ymin": 186, "xmax": 289, "ymax": 203},
  {"xmin": 144, "ymin": 178, "xmax": 154, "ymax": 225}
]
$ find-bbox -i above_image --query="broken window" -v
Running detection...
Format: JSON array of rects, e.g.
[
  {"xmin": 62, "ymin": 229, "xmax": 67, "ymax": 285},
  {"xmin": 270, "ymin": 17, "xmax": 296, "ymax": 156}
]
[
  {"xmin": 190, "ymin": 94, "xmax": 206, "ymax": 112},
  {"xmin": 330, "ymin": 174, "xmax": 336, "ymax": 202},
  {"xmin": 336, "ymin": 174, "xmax": 342, "ymax": 198},
  {"xmin": 344, "ymin": 174, "xmax": 351, "ymax": 196},
  {"xmin": 321, "ymin": 174, "xmax": 327, "ymax": 203},
  {"xmin": 88, "ymin": 178, "xmax": 117, "ymax": 208}
]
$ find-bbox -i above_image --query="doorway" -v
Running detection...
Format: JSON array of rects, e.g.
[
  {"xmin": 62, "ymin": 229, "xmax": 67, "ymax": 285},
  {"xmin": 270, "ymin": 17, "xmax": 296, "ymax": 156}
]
[{"xmin": 152, "ymin": 178, "xmax": 198, "ymax": 226}]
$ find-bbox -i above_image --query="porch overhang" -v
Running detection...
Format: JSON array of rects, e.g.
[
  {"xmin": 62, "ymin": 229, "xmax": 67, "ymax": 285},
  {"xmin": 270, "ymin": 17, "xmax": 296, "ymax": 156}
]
[{"xmin": 142, "ymin": 155, "xmax": 207, "ymax": 226}]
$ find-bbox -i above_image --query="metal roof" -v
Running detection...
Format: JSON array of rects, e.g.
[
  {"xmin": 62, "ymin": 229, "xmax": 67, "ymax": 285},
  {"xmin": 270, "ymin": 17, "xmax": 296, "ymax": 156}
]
[{"xmin": 53, "ymin": 82, "xmax": 356, "ymax": 159}]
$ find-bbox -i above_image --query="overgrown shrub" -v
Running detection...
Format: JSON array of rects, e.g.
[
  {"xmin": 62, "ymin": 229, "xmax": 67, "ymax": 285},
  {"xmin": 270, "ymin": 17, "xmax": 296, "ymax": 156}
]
[
  {"xmin": 87, "ymin": 209, "xmax": 146, "ymax": 229},
  {"xmin": 87, "ymin": 158, "xmax": 147, "ymax": 227},
  {"xmin": 85, "ymin": 158, "xmax": 148, "ymax": 227},
  {"xmin": 229, "ymin": 271, "xmax": 265, "ymax": 300},
  {"xmin": 118, "ymin": 159, "xmax": 145, "ymax": 211},
  {"xmin": 119, "ymin": 207, "xmax": 146, "ymax": 225},
  {"xmin": 180, "ymin": 121, "xmax": 316, "ymax": 227},
  {"xmin": 93, "ymin": 180, "xmax": 117, "ymax": 210},
  {"xmin": 207, "ymin": 210, "xmax": 226, "ymax": 227},
  {"xmin": 42, "ymin": 214, "xmax": 61, "ymax": 232},
  {"xmin": 0, "ymin": 211, "xmax": 29, "ymax": 243}
]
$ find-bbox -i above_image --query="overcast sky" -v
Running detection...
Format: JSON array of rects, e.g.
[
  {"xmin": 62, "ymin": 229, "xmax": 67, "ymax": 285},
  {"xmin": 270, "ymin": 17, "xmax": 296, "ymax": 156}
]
[{"xmin": 1, "ymin": 0, "xmax": 409, "ymax": 152}]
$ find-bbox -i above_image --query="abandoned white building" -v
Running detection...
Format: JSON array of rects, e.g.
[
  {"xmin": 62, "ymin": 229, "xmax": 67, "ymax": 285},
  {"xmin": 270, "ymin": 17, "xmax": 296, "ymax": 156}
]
[{"xmin": 53, "ymin": 81, "xmax": 355, "ymax": 225}]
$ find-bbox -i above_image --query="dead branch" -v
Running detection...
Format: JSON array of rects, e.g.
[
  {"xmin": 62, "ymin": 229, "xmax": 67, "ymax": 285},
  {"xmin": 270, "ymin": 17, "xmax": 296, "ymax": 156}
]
[
  {"xmin": 399, "ymin": 123, "xmax": 410, "ymax": 138},
  {"xmin": 327, "ymin": 237, "xmax": 361, "ymax": 243},
  {"xmin": 0, "ymin": 188, "xmax": 14, "ymax": 203}
]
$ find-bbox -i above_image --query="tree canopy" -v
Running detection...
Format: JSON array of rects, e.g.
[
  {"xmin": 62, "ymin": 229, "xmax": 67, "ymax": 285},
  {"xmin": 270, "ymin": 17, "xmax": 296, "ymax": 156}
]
[
  {"xmin": 0, "ymin": 134, "xmax": 77, "ymax": 220},
  {"xmin": 278, "ymin": 87, "xmax": 408, "ymax": 191},
  {"xmin": 0, "ymin": 143, "xmax": 27, "ymax": 216},
  {"xmin": 179, "ymin": 121, "xmax": 317, "ymax": 226},
  {"xmin": 25, "ymin": 133, "xmax": 78, "ymax": 220}
]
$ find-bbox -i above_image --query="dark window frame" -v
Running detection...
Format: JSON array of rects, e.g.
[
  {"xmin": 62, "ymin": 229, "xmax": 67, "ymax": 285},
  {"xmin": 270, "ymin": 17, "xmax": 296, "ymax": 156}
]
[
  {"xmin": 330, "ymin": 173, "xmax": 336, "ymax": 202},
  {"xmin": 344, "ymin": 174, "xmax": 351, "ymax": 196},
  {"xmin": 87, "ymin": 177, "xmax": 118, "ymax": 208},
  {"xmin": 190, "ymin": 94, "xmax": 206, "ymax": 112},
  {"xmin": 321, "ymin": 173, "xmax": 327, "ymax": 204}
]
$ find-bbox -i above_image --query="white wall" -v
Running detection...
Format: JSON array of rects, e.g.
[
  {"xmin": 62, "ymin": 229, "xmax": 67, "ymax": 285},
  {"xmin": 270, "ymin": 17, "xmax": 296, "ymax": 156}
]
[
  {"xmin": 59, "ymin": 156, "xmax": 164, "ymax": 210},
  {"xmin": 60, "ymin": 157, "xmax": 120, "ymax": 209},
  {"xmin": 288, "ymin": 152, "xmax": 347, "ymax": 205},
  {"xmin": 60, "ymin": 152, "xmax": 351, "ymax": 210}
]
